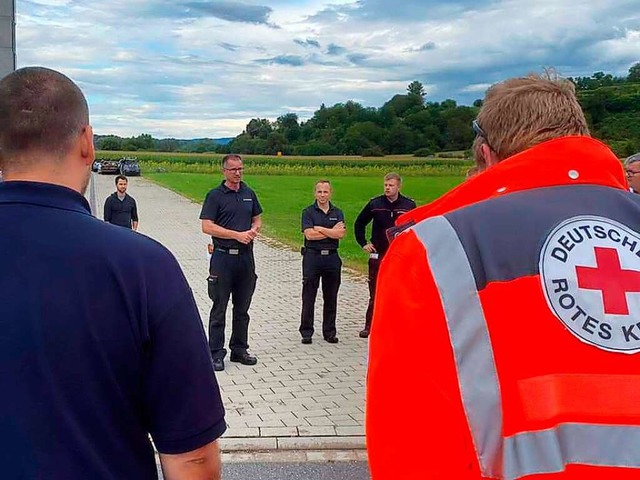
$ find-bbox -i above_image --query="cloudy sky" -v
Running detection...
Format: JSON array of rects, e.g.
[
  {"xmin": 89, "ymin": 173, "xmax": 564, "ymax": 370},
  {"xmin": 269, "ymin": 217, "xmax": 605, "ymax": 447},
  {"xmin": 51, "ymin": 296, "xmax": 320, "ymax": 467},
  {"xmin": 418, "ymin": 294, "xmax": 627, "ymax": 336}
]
[{"xmin": 15, "ymin": 0, "xmax": 640, "ymax": 139}]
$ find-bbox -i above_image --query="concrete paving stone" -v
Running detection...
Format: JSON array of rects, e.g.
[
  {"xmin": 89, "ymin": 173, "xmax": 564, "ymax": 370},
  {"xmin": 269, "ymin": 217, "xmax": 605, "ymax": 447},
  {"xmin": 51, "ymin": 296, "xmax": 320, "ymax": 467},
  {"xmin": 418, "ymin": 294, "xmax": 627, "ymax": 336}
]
[
  {"xmin": 90, "ymin": 174, "xmax": 368, "ymax": 442},
  {"xmin": 297, "ymin": 409, "xmax": 332, "ymax": 419},
  {"xmin": 292, "ymin": 389, "xmax": 326, "ymax": 399},
  {"xmin": 277, "ymin": 436, "xmax": 365, "ymax": 450},
  {"xmin": 299, "ymin": 401, "xmax": 337, "ymax": 410},
  {"xmin": 335, "ymin": 426, "xmax": 365, "ymax": 436},
  {"xmin": 326, "ymin": 407, "xmax": 363, "ymax": 417},
  {"xmin": 220, "ymin": 437, "xmax": 278, "ymax": 451},
  {"xmin": 325, "ymin": 387, "xmax": 358, "ymax": 397},
  {"xmin": 329, "ymin": 416, "xmax": 361, "ymax": 426},
  {"xmin": 259, "ymin": 427, "xmax": 298, "ymax": 437},
  {"xmin": 271, "ymin": 386, "xmax": 304, "ymax": 396},
  {"xmin": 259, "ymin": 412, "xmax": 299, "ymax": 423},
  {"xmin": 260, "ymin": 392, "xmax": 297, "ymax": 402},
  {"xmin": 223, "ymin": 427, "xmax": 260, "ymax": 438},
  {"xmin": 297, "ymin": 426, "xmax": 337, "ymax": 437},
  {"xmin": 282, "ymin": 418, "xmax": 312, "ymax": 428},
  {"xmin": 270, "ymin": 404, "xmax": 308, "ymax": 415},
  {"xmin": 306, "ymin": 417, "xmax": 336, "ymax": 427},
  {"xmin": 245, "ymin": 418, "xmax": 286, "ymax": 428},
  {"xmin": 244, "ymin": 387, "xmax": 274, "ymax": 397},
  {"xmin": 226, "ymin": 419, "xmax": 250, "ymax": 428},
  {"xmin": 322, "ymin": 395, "xmax": 352, "ymax": 404},
  {"xmin": 236, "ymin": 407, "xmax": 275, "ymax": 416},
  {"xmin": 220, "ymin": 383, "xmax": 252, "ymax": 393},
  {"xmin": 350, "ymin": 414, "xmax": 365, "ymax": 424}
]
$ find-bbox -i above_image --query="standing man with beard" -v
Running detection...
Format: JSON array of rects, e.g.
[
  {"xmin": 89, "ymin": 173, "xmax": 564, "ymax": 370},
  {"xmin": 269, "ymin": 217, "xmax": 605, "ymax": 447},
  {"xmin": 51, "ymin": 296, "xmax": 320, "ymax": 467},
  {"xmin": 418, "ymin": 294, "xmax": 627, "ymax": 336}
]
[
  {"xmin": 0, "ymin": 67, "xmax": 225, "ymax": 479},
  {"xmin": 103, "ymin": 174, "xmax": 139, "ymax": 230},
  {"xmin": 354, "ymin": 172, "xmax": 416, "ymax": 338},
  {"xmin": 200, "ymin": 154, "xmax": 262, "ymax": 371}
]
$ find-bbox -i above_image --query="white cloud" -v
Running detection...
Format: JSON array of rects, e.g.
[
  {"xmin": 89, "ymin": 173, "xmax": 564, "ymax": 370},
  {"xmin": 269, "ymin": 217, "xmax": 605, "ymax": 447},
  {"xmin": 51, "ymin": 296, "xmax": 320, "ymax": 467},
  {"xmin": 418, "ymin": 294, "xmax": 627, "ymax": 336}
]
[{"xmin": 12, "ymin": 0, "xmax": 640, "ymax": 138}]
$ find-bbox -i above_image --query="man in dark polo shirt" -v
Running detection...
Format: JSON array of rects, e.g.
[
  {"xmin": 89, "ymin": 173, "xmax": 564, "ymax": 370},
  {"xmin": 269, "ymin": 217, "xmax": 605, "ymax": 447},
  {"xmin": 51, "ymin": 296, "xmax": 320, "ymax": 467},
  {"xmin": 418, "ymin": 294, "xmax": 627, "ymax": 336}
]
[
  {"xmin": 200, "ymin": 154, "xmax": 263, "ymax": 371},
  {"xmin": 103, "ymin": 174, "xmax": 139, "ymax": 230},
  {"xmin": 354, "ymin": 172, "xmax": 416, "ymax": 338},
  {"xmin": 0, "ymin": 67, "xmax": 225, "ymax": 479},
  {"xmin": 300, "ymin": 180, "xmax": 346, "ymax": 344}
]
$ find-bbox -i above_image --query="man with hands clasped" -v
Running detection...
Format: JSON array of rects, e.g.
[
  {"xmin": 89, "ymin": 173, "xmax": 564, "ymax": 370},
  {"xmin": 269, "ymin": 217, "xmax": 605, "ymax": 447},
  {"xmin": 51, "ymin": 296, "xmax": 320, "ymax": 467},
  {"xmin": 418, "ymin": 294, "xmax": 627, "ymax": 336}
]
[{"xmin": 200, "ymin": 154, "xmax": 262, "ymax": 371}]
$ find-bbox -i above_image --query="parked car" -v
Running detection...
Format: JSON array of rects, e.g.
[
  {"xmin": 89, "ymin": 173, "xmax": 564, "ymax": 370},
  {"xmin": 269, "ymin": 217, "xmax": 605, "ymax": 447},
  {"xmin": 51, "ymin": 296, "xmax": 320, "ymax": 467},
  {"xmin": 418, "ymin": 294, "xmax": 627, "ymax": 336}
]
[
  {"xmin": 119, "ymin": 157, "xmax": 141, "ymax": 176},
  {"xmin": 91, "ymin": 160, "xmax": 102, "ymax": 172},
  {"xmin": 99, "ymin": 159, "xmax": 120, "ymax": 174}
]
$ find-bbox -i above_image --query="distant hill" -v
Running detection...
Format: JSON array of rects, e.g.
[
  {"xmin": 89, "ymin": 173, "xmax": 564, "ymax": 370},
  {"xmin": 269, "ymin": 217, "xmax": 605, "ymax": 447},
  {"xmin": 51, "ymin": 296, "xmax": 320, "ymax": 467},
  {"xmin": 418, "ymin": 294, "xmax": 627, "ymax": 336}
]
[{"xmin": 93, "ymin": 134, "xmax": 236, "ymax": 152}]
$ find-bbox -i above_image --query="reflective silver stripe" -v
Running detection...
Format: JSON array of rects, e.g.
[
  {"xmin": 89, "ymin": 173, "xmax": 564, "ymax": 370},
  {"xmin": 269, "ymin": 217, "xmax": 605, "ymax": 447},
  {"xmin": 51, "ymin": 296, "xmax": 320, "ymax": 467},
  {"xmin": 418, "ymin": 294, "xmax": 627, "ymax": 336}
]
[
  {"xmin": 504, "ymin": 424, "xmax": 640, "ymax": 479},
  {"xmin": 414, "ymin": 216, "xmax": 504, "ymax": 477},
  {"xmin": 414, "ymin": 215, "xmax": 640, "ymax": 479}
]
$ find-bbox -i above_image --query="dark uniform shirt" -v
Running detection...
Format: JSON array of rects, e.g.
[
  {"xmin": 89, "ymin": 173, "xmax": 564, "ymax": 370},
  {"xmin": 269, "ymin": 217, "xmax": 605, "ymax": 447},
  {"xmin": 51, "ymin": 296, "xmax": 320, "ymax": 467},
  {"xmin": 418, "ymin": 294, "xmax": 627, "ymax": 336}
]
[
  {"xmin": 354, "ymin": 193, "xmax": 416, "ymax": 255},
  {"xmin": 199, "ymin": 181, "xmax": 263, "ymax": 250},
  {"xmin": 302, "ymin": 201, "xmax": 345, "ymax": 251},
  {"xmin": 103, "ymin": 192, "xmax": 138, "ymax": 228},
  {"xmin": 0, "ymin": 181, "xmax": 226, "ymax": 479}
]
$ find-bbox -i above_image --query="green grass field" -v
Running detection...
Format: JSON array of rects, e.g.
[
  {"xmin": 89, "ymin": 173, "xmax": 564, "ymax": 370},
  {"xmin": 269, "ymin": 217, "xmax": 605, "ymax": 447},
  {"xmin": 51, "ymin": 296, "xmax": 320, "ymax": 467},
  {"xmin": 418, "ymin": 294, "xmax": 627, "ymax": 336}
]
[{"xmin": 145, "ymin": 172, "xmax": 463, "ymax": 271}]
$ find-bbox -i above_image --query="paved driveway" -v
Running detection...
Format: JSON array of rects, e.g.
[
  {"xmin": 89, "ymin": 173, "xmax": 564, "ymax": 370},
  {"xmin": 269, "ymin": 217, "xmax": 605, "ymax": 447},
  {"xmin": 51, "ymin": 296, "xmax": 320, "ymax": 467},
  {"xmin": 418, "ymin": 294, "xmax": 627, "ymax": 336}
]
[{"xmin": 91, "ymin": 173, "xmax": 370, "ymax": 451}]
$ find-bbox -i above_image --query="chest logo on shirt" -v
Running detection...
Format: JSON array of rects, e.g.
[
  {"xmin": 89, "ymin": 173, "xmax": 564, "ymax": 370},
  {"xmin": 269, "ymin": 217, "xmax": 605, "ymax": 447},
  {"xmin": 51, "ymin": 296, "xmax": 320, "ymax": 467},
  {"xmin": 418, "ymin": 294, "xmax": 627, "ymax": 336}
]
[
  {"xmin": 540, "ymin": 216, "xmax": 640, "ymax": 354},
  {"xmin": 243, "ymin": 198, "xmax": 253, "ymax": 202}
]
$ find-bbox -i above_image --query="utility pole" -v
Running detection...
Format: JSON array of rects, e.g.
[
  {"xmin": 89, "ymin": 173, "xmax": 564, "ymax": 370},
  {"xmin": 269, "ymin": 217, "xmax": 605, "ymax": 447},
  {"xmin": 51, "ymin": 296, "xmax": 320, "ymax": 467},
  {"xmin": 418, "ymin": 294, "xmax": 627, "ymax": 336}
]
[{"xmin": 0, "ymin": 0, "xmax": 15, "ymax": 77}]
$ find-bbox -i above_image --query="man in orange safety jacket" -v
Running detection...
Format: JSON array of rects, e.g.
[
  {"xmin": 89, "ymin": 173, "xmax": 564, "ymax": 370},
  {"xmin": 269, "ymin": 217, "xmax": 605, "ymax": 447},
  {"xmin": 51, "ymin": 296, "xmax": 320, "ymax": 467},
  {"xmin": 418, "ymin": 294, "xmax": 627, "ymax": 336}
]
[{"xmin": 366, "ymin": 73, "xmax": 640, "ymax": 479}]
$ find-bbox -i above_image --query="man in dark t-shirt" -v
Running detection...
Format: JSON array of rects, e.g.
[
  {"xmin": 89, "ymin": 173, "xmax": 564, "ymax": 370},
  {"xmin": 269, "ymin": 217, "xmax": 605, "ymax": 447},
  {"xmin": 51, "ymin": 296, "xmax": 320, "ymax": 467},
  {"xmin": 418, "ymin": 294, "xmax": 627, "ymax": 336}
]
[
  {"xmin": 103, "ymin": 174, "xmax": 139, "ymax": 230},
  {"xmin": 299, "ymin": 180, "xmax": 346, "ymax": 344},
  {"xmin": 354, "ymin": 172, "xmax": 416, "ymax": 337},
  {"xmin": 0, "ymin": 67, "xmax": 225, "ymax": 479},
  {"xmin": 200, "ymin": 154, "xmax": 263, "ymax": 371}
]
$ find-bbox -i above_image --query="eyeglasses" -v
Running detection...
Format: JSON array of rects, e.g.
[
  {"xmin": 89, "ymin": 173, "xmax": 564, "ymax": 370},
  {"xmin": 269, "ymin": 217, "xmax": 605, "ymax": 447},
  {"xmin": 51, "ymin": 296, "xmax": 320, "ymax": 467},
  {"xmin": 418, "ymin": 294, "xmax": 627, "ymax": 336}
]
[
  {"xmin": 626, "ymin": 169, "xmax": 640, "ymax": 177},
  {"xmin": 472, "ymin": 119, "xmax": 494, "ymax": 151},
  {"xmin": 224, "ymin": 167, "xmax": 244, "ymax": 173}
]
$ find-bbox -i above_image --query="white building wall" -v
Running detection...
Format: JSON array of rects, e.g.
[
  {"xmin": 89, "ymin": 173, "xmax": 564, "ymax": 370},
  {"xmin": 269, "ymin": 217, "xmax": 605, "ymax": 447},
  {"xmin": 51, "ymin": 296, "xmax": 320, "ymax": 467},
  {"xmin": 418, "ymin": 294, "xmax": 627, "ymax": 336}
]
[{"xmin": 0, "ymin": 0, "xmax": 15, "ymax": 78}]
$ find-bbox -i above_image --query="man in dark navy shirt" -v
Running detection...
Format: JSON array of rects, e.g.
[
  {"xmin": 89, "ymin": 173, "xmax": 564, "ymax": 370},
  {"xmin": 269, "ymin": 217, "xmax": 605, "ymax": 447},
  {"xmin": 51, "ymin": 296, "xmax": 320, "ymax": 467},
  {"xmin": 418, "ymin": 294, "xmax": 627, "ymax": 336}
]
[
  {"xmin": 354, "ymin": 173, "xmax": 416, "ymax": 337},
  {"xmin": 103, "ymin": 174, "xmax": 139, "ymax": 230},
  {"xmin": 0, "ymin": 67, "xmax": 225, "ymax": 479},
  {"xmin": 200, "ymin": 154, "xmax": 263, "ymax": 371},
  {"xmin": 300, "ymin": 180, "xmax": 346, "ymax": 344}
]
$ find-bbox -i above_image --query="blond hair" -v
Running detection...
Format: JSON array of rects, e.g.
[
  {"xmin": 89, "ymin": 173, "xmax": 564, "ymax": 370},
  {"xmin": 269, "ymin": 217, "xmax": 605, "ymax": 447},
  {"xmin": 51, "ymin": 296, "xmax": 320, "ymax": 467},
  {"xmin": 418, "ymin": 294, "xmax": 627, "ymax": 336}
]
[
  {"xmin": 476, "ymin": 72, "xmax": 589, "ymax": 162},
  {"xmin": 384, "ymin": 172, "xmax": 402, "ymax": 183}
]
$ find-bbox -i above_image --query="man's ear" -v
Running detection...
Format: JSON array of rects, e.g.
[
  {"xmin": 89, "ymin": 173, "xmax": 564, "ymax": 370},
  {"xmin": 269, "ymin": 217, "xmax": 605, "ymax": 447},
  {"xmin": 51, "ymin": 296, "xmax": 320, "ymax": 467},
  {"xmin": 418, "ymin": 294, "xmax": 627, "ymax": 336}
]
[
  {"xmin": 80, "ymin": 125, "xmax": 95, "ymax": 166},
  {"xmin": 481, "ymin": 143, "xmax": 499, "ymax": 168}
]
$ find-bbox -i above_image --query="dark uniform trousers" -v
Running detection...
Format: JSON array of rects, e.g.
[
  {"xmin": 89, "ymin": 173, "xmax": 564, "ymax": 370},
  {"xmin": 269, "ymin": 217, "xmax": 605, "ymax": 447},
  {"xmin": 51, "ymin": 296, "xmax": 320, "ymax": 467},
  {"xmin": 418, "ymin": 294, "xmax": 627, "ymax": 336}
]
[
  {"xmin": 365, "ymin": 255, "xmax": 382, "ymax": 331},
  {"xmin": 300, "ymin": 250, "xmax": 341, "ymax": 339},
  {"xmin": 208, "ymin": 249, "xmax": 257, "ymax": 360}
]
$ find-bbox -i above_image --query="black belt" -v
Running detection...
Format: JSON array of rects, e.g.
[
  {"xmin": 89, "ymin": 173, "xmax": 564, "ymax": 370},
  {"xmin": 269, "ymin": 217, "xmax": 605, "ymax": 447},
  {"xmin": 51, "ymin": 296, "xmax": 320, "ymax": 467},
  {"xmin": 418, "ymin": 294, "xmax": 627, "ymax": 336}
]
[
  {"xmin": 216, "ymin": 247, "xmax": 249, "ymax": 255},
  {"xmin": 306, "ymin": 248, "xmax": 338, "ymax": 256}
]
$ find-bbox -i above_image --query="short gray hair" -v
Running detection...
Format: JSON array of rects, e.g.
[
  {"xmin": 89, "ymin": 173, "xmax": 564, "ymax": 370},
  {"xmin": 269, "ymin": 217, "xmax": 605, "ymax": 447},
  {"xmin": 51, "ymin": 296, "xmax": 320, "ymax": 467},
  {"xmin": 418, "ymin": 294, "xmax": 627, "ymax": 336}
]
[{"xmin": 624, "ymin": 153, "xmax": 640, "ymax": 167}]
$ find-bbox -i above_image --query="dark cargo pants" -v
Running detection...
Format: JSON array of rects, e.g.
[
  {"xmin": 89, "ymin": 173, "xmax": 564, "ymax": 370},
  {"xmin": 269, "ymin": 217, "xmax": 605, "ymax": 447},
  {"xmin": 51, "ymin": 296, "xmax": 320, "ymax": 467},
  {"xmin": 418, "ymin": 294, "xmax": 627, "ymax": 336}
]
[
  {"xmin": 208, "ymin": 249, "xmax": 257, "ymax": 360},
  {"xmin": 299, "ymin": 250, "xmax": 341, "ymax": 339}
]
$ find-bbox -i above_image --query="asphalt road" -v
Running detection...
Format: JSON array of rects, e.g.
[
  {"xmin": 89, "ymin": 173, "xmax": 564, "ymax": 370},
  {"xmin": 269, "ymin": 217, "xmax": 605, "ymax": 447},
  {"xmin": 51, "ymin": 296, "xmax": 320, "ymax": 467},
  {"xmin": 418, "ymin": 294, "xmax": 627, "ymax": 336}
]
[
  {"xmin": 221, "ymin": 462, "xmax": 370, "ymax": 479},
  {"xmin": 158, "ymin": 461, "xmax": 370, "ymax": 479}
]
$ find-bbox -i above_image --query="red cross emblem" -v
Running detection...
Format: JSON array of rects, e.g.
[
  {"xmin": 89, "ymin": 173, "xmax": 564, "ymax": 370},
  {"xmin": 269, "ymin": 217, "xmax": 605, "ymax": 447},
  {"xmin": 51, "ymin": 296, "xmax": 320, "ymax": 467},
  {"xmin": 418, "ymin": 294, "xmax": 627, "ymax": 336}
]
[{"xmin": 576, "ymin": 247, "xmax": 640, "ymax": 315}]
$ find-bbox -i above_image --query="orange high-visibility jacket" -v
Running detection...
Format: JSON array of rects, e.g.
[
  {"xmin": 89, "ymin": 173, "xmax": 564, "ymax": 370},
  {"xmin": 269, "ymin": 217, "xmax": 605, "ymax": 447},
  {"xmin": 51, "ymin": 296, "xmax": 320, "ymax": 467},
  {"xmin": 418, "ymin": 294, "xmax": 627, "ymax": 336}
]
[{"xmin": 366, "ymin": 136, "xmax": 640, "ymax": 479}]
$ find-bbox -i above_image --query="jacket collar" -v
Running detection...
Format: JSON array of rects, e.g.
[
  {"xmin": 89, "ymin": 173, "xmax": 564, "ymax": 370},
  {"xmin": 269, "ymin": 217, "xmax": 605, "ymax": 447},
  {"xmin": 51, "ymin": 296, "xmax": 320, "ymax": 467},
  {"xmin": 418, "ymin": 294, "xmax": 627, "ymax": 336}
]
[
  {"xmin": 0, "ymin": 180, "xmax": 92, "ymax": 215},
  {"xmin": 399, "ymin": 136, "xmax": 626, "ymax": 224}
]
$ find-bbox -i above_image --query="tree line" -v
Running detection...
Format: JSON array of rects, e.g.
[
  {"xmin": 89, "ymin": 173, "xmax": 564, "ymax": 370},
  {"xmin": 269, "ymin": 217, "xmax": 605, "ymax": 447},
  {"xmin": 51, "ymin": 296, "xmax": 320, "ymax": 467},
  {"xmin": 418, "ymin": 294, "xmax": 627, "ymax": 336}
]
[{"xmin": 95, "ymin": 64, "xmax": 640, "ymax": 158}]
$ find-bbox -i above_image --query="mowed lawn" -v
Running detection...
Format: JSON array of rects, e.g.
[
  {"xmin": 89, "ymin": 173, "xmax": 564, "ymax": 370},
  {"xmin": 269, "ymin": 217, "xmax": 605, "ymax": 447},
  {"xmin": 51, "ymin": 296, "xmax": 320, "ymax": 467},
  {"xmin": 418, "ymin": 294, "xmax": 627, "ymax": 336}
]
[{"xmin": 145, "ymin": 173, "xmax": 463, "ymax": 271}]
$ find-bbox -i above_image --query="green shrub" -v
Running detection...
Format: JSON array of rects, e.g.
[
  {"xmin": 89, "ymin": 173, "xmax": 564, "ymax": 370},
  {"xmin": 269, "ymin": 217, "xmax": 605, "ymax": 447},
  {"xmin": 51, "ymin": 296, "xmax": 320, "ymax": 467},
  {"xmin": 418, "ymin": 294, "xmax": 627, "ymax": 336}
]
[
  {"xmin": 414, "ymin": 147, "xmax": 434, "ymax": 157},
  {"xmin": 361, "ymin": 146, "xmax": 385, "ymax": 157}
]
